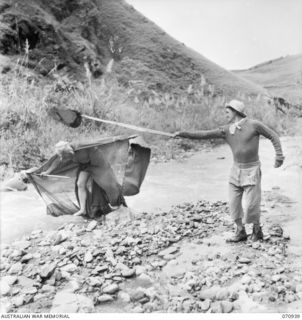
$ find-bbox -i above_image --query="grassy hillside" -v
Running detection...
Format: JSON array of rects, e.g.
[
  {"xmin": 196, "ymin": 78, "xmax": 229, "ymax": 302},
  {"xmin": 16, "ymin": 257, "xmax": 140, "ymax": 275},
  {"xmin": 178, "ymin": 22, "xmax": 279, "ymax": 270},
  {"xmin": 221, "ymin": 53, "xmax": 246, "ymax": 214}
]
[
  {"xmin": 0, "ymin": 0, "xmax": 265, "ymax": 97},
  {"xmin": 234, "ymin": 54, "xmax": 302, "ymax": 103}
]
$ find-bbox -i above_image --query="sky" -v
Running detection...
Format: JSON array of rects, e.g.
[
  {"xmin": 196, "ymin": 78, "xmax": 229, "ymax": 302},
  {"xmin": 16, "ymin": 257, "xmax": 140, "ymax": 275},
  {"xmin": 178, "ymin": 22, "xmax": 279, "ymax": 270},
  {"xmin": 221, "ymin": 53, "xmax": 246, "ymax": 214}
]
[{"xmin": 126, "ymin": 0, "xmax": 302, "ymax": 70}]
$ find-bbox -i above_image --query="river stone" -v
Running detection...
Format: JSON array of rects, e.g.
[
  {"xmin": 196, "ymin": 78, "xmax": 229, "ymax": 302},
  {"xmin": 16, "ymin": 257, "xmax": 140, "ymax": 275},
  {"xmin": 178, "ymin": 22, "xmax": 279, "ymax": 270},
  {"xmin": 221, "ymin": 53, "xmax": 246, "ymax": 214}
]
[
  {"xmin": 12, "ymin": 288, "xmax": 20, "ymax": 296},
  {"xmin": 98, "ymin": 294, "xmax": 114, "ymax": 303},
  {"xmin": 51, "ymin": 291, "xmax": 94, "ymax": 312},
  {"xmin": 210, "ymin": 301, "xmax": 222, "ymax": 313},
  {"xmin": 122, "ymin": 236, "xmax": 136, "ymax": 246},
  {"xmin": 11, "ymin": 249, "xmax": 23, "ymax": 259},
  {"xmin": 21, "ymin": 253, "xmax": 33, "ymax": 263},
  {"xmin": 62, "ymin": 280, "xmax": 81, "ymax": 293},
  {"xmin": 102, "ymin": 284, "xmax": 119, "ymax": 294},
  {"xmin": 60, "ymin": 263, "xmax": 77, "ymax": 273},
  {"xmin": 118, "ymin": 291, "xmax": 131, "ymax": 302},
  {"xmin": 116, "ymin": 262, "xmax": 129, "ymax": 271},
  {"xmin": 14, "ymin": 240, "xmax": 31, "ymax": 251},
  {"xmin": 121, "ymin": 268, "xmax": 136, "ymax": 278},
  {"xmin": 221, "ymin": 300, "xmax": 233, "ymax": 313},
  {"xmin": 199, "ymin": 286, "xmax": 221, "ymax": 301},
  {"xmin": 131, "ymin": 289, "xmax": 148, "ymax": 302},
  {"xmin": 295, "ymin": 284, "xmax": 302, "ymax": 293},
  {"xmin": 238, "ymin": 257, "xmax": 251, "ymax": 264},
  {"xmin": 158, "ymin": 246, "xmax": 178, "ymax": 257},
  {"xmin": 241, "ymin": 275, "xmax": 252, "ymax": 285},
  {"xmin": 23, "ymin": 286, "xmax": 38, "ymax": 295},
  {"xmin": 86, "ymin": 220, "xmax": 98, "ymax": 232},
  {"xmin": 216, "ymin": 288, "xmax": 229, "ymax": 300},
  {"xmin": 40, "ymin": 263, "xmax": 56, "ymax": 279},
  {"xmin": 132, "ymin": 306, "xmax": 144, "ymax": 313},
  {"xmin": 252, "ymin": 243, "xmax": 261, "ymax": 250},
  {"xmin": 89, "ymin": 277, "xmax": 103, "ymax": 287},
  {"xmin": 271, "ymin": 274, "xmax": 282, "ymax": 282},
  {"xmin": 8, "ymin": 262, "xmax": 23, "ymax": 275},
  {"xmin": 80, "ymin": 239, "xmax": 91, "ymax": 247},
  {"xmin": 11, "ymin": 294, "xmax": 25, "ymax": 307},
  {"xmin": 53, "ymin": 232, "xmax": 68, "ymax": 246},
  {"xmin": 135, "ymin": 266, "xmax": 146, "ymax": 276},
  {"xmin": 200, "ymin": 299, "xmax": 211, "ymax": 311},
  {"xmin": 0, "ymin": 281, "xmax": 11, "ymax": 296},
  {"xmin": 92, "ymin": 265, "xmax": 109, "ymax": 274},
  {"xmin": 40, "ymin": 284, "xmax": 56, "ymax": 294},
  {"xmin": 269, "ymin": 224, "xmax": 283, "ymax": 237},
  {"xmin": 157, "ymin": 260, "xmax": 167, "ymax": 267},
  {"xmin": 2, "ymin": 275, "xmax": 18, "ymax": 286},
  {"xmin": 84, "ymin": 251, "xmax": 93, "ymax": 263}
]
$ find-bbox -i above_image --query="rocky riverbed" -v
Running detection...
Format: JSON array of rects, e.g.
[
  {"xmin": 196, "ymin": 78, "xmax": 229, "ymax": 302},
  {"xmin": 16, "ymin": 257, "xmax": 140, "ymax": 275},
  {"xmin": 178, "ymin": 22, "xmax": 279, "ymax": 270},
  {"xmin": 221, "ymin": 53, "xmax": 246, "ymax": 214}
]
[{"xmin": 1, "ymin": 198, "xmax": 301, "ymax": 313}]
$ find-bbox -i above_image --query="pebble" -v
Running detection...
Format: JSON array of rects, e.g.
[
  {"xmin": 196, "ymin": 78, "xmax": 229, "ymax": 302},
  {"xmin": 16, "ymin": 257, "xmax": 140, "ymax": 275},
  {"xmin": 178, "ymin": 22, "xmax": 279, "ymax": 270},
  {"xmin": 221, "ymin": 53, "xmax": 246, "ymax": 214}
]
[
  {"xmin": 84, "ymin": 251, "xmax": 93, "ymax": 263},
  {"xmin": 241, "ymin": 275, "xmax": 252, "ymax": 285},
  {"xmin": 295, "ymin": 284, "xmax": 302, "ymax": 293},
  {"xmin": 131, "ymin": 289, "xmax": 146, "ymax": 302},
  {"xmin": 51, "ymin": 292, "xmax": 94, "ymax": 313},
  {"xmin": 121, "ymin": 268, "xmax": 136, "ymax": 278},
  {"xmin": 8, "ymin": 262, "xmax": 23, "ymax": 275},
  {"xmin": 89, "ymin": 277, "xmax": 103, "ymax": 287},
  {"xmin": 23, "ymin": 286, "xmax": 38, "ymax": 295},
  {"xmin": 221, "ymin": 300, "xmax": 233, "ymax": 313},
  {"xmin": 238, "ymin": 257, "xmax": 251, "ymax": 264},
  {"xmin": 216, "ymin": 288, "xmax": 229, "ymax": 300},
  {"xmin": 199, "ymin": 286, "xmax": 220, "ymax": 301},
  {"xmin": 158, "ymin": 246, "xmax": 178, "ymax": 257},
  {"xmin": 13, "ymin": 240, "xmax": 31, "ymax": 251},
  {"xmin": 21, "ymin": 253, "xmax": 33, "ymax": 263},
  {"xmin": 0, "ymin": 281, "xmax": 11, "ymax": 296},
  {"xmin": 210, "ymin": 301, "xmax": 222, "ymax": 313},
  {"xmin": 102, "ymin": 284, "xmax": 119, "ymax": 294},
  {"xmin": 97, "ymin": 294, "xmax": 114, "ymax": 303},
  {"xmin": 53, "ymin": 232, "xmax": 68, "ymax": 245},
  {"xmin": 11, "ymin": 295, "xmax": 25, "ymax": 307},
  {"xmin": 86, "ymin": 220, "xmax": 98, "ymax": 232},
  {"xmin": 271, "ymin": 274, "xmax": 282, "ymax": 283},
  {"xmin": 41, "ymin": 285, "xmax": 56, "ymax": 293},
  {"xmin": 132, "ymin": 306, "xmax": 144, "ymax": 313},
  {"xmin": 199, "ymin": 299, "xmax": 211, "ymax": 311},
  {"xmin": 60, "ymin": 264, "xmax": 77, "ymax": 273},
  {"xmin": 118, "ymin": 291, "xmax": 131, "ymax": 303},
  {"xmin": 40, "ymin": 263, "xmax": 57, "ymax": 279},
  {"xmin": 2, "ymin": 276, "xmax": 18, "ymax": 286}
]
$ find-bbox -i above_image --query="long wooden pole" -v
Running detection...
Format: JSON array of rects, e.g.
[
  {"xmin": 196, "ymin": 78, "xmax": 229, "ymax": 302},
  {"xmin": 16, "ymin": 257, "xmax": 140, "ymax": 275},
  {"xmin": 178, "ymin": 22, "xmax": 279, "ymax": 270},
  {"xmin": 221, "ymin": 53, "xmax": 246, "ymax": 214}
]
[{"xmin": 82, "ymin": 115, "xmax": 175, "ymax": 137}]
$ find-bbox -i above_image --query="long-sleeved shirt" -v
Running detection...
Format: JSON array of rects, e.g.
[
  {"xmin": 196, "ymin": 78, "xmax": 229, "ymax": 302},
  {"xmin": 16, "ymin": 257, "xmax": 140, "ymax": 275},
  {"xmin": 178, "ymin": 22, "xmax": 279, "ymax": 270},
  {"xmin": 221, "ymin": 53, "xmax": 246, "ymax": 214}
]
[{"xmin": 178, "ymin": 118, "xmax": 284, "ymax": 163}]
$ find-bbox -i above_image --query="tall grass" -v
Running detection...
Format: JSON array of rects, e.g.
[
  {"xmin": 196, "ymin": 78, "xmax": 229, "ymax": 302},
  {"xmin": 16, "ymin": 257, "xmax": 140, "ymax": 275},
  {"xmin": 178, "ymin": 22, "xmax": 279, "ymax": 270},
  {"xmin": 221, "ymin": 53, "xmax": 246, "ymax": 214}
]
[{"xmin": 0, "ymin": 53, "xmax": 294, "ymax": 179}]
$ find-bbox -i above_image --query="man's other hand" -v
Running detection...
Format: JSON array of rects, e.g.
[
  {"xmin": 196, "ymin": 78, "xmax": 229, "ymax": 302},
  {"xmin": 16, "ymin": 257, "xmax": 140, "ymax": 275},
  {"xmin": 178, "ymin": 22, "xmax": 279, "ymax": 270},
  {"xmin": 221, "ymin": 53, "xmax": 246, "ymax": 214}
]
[{"xmin": 274, "ymin": 159, "xmax": 284, "ymax": 168}]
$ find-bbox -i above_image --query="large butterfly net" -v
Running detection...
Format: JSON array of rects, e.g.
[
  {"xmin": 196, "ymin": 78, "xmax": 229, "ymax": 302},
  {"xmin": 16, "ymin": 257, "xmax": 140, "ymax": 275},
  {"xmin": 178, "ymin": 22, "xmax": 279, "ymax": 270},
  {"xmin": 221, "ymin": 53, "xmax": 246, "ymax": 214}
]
[{"xmin": 27, "ymin": 135, "xmax": 150, "ymax": 218}]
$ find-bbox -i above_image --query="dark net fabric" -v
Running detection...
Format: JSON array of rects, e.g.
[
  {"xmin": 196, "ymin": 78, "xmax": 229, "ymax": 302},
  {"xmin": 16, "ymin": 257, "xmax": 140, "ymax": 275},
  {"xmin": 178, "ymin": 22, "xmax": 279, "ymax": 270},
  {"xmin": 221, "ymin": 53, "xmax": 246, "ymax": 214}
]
[{"xmin": 27, "ymin": 136, "xmax": 150, "ymax": 218}]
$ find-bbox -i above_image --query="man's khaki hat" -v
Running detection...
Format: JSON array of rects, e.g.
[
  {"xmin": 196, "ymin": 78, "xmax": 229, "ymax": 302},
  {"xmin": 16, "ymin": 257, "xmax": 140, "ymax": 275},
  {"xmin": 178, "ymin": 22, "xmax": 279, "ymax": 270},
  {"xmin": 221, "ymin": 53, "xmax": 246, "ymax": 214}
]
[{"xmin": 225, "ymin": 100, "xmax": 246, "ymax": 118}]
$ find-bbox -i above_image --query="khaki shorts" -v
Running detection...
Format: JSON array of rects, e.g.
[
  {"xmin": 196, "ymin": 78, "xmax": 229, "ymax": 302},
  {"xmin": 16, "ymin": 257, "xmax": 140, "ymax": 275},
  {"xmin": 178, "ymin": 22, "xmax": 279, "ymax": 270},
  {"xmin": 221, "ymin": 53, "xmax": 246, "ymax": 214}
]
[{"xmin": 228, "ymin": 161, "xmax": 261, "ymax": 224}]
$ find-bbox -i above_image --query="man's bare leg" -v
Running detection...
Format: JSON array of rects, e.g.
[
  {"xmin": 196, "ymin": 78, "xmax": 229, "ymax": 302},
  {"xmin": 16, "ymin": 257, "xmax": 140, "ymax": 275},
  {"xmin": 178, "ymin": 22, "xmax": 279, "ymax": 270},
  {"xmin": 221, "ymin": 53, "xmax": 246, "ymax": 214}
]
[{"xmin": 74, "ymin": 171, "xmax": 90, "ymax": 216}]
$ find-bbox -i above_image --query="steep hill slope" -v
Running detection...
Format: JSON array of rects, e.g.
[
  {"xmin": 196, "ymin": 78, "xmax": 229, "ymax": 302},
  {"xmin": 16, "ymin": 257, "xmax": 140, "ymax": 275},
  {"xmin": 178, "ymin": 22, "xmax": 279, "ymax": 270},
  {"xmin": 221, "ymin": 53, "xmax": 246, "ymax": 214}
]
[
  {"xmin": 234, "ymin": 54, "xmax": 302, "ymax": 103},
  {"xmin": 0, "ymin": 0, "xmax": 265, "ymax": 96}
]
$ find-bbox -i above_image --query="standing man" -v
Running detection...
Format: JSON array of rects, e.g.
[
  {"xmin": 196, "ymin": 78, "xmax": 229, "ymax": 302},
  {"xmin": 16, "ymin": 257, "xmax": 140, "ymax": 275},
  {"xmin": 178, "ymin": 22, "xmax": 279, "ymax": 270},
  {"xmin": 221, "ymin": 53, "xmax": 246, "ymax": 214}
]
[{"xmin": 174, "ymin": 100, "xmax": 285, "ymax": 242}]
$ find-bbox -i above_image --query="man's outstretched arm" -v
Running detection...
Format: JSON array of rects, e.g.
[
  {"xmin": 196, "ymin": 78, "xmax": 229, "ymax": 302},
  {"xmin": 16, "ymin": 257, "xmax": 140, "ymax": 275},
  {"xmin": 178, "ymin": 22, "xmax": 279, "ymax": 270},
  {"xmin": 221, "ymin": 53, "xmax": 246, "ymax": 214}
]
[
  {"xmin": 253, "ymin": 120, "xmax": 285, "ymax": 167},
  {"xmin": 174, "ymin": 128, "xmax": 226, "ymax": 140}
]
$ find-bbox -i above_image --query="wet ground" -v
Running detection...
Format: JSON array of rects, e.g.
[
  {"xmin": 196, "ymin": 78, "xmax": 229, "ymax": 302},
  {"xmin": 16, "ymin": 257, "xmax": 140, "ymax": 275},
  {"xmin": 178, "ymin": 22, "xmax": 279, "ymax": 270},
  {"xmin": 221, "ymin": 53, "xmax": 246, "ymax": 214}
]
[{"xmin": 0, "ymin": 136, "xmax": 302, "ymax": 313}]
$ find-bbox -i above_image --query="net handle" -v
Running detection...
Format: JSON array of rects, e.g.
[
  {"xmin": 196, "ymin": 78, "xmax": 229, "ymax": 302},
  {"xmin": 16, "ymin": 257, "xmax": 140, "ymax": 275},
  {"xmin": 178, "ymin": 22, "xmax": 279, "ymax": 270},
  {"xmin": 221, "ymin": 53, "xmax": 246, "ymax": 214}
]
[{"xmin": 82, "ymin": 115, "xmax": 175, "ymax": 137}]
